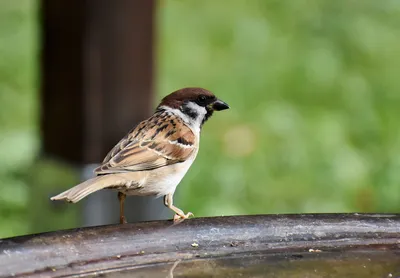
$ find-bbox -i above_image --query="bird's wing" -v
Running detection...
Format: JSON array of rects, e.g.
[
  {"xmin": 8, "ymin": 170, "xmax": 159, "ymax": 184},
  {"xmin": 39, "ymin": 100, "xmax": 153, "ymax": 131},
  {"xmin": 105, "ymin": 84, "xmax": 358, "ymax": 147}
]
[{"xmin": 94, "ymin": 112, "xmax": 197, "ymax": 174}]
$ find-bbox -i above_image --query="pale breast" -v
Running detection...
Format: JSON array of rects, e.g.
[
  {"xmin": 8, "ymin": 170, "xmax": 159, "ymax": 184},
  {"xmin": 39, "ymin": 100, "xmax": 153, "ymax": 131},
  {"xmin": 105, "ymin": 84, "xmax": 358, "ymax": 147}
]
[{"xmin": 121, "ymin": 155, "xmax": 197, "ymax": 197}]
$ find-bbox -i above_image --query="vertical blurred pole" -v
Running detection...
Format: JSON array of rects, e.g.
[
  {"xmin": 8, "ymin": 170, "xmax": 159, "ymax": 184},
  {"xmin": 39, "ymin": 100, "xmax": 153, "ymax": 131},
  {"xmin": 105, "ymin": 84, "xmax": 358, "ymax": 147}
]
[{"xmin": 41, "ymin": 0, "xmax": 170, "ymax": 227}]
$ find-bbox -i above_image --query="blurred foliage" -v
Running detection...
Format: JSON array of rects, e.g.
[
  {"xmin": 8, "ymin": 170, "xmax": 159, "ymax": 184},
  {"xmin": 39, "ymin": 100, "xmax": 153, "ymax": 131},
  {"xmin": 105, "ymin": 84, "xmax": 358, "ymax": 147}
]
[
  {"xmin": 157, "ymin": 0, "xmax": 400, "ymax": 216},
  {"xmin": 0, "ymin": 0, "xmax": 399, "ymax": 238},
  {"xmin": 0, "ymin": 0, "xmax": 38, "ymax": 238},
  {"xmin": 27, "ymin": 158, "xmax": 80, "ymax": 234}
]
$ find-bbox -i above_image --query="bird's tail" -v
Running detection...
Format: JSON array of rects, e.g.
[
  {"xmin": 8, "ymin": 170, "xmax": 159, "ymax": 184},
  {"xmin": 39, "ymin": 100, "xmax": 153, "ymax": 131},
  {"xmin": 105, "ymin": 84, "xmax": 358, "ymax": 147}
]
[{"xmin": 50, "ymin": 175, "xmax": 119, "ymax": 203}]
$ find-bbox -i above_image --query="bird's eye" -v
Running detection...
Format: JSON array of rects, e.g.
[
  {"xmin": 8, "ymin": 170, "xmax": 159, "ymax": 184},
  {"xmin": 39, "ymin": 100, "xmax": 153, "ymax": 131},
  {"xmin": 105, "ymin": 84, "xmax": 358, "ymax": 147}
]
[{"xmin": 198, "ymin": 95, "xmax": 207, "ymax": 102}]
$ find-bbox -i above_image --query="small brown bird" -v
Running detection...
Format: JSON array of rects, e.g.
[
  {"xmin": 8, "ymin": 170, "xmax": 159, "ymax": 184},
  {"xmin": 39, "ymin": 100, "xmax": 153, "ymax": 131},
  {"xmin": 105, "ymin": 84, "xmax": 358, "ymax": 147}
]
[{"xmin": 51, "ymin": 87, "xmax": 229, "ymax": 223}]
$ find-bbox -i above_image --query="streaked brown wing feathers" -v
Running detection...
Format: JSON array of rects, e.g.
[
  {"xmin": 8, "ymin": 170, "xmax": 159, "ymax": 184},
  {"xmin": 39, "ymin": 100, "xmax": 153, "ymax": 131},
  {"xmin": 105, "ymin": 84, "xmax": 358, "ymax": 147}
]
[{"xmin": 95, "ymin": 111, "xmax": 196, "ymax": 174}]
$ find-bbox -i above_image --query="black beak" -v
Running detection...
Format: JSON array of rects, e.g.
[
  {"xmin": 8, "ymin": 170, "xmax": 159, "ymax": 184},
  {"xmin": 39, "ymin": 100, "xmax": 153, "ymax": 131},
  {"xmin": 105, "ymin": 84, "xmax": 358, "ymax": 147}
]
[{"xmin": 212, "ymin": 99, "xmax": 230, "ymax": 111}]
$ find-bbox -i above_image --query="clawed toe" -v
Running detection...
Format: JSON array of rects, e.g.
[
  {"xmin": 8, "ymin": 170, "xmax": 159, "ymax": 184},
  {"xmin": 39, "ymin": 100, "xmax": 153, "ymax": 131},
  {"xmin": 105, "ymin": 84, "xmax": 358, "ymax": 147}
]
[
  {"xmin": 165, "ymin": 193, "xmax": 194, "ymax": 223},
  {"xmin": 173, "ymin": 212, "xmax": 194, "ymax": 223}
]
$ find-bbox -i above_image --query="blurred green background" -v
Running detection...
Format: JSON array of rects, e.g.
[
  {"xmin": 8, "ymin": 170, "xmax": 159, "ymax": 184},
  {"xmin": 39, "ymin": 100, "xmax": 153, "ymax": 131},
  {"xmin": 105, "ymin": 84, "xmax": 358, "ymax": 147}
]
[{"xmin": 1, "ymin": 0, "xmax": 399, "ymax": 238}]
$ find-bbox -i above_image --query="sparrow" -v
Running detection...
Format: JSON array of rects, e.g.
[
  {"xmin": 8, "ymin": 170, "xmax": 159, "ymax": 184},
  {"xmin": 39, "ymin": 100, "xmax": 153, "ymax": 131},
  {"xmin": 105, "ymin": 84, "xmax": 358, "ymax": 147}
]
[{"xmin": 51, "ymin": 87, "xmax": 229, "ymax": 223}]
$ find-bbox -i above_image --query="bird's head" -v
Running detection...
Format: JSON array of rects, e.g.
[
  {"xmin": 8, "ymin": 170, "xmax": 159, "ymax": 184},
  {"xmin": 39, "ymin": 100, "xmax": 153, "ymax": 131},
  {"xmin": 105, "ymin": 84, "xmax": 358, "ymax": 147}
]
[{"xmin": 158, "ymin": 87, "xmax": 229, "ymax": 127}]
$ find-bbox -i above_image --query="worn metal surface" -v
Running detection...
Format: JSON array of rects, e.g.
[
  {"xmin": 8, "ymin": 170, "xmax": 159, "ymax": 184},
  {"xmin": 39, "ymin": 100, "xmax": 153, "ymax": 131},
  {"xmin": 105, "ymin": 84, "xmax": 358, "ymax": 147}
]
[{"xmin": 0, "ymin": 214, "xmax": 399, "ymax": 277}]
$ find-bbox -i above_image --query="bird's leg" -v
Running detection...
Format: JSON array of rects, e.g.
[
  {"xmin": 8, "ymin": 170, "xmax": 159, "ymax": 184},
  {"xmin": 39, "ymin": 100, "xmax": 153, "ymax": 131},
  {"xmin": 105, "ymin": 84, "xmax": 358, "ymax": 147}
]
[
  {"xmin": 118, "ymin": 192, "xmax": 128, "ymax": 224},
  {"xmin": 164, "ymin": 193, "xmax": 193, "ymax": 222}
]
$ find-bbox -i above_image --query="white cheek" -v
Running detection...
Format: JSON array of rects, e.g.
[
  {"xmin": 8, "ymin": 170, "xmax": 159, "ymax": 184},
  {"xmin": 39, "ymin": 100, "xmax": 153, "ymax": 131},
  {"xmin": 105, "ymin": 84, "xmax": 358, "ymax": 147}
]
[
  {"xmin": 158, "ymin": 104, "xmax": 206, "ymax": 135},
  {"xmin": 185, "ymin": 102, "xmax": 207, "ymax": 128},
  {"xmin": 186, "ymin": 102, "xmax": 207, "ymax": 116}
]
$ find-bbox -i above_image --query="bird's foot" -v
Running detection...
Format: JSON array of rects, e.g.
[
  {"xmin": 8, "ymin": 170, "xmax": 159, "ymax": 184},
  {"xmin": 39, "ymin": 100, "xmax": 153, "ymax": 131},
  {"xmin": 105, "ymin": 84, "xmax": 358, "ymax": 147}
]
[
  {"xmin": 120, "ymin": 215, "xmax": 128, "ymax": 224},
  {"xmin": 173, "ymin": 212, "xmax": 194, "ymax": 223}
]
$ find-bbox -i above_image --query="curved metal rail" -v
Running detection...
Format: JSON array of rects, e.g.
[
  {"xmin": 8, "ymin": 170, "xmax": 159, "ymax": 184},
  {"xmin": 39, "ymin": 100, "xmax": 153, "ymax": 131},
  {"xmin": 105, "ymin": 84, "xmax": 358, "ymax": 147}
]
[{"xmin": 0, "ymin": 214, "xmax": 399, "ymax": 277}]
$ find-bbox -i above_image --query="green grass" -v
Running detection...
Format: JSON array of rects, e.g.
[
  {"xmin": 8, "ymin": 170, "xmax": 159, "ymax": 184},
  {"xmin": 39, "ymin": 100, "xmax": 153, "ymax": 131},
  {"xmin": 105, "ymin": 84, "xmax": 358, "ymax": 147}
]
[{"xmin": 0, "ymin": 0, "xmax": 399, "ymax": 238}]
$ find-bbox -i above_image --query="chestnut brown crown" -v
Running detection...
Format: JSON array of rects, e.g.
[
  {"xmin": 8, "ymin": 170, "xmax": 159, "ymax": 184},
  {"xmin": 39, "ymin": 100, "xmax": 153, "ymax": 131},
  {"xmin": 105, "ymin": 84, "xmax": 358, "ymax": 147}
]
[
  {"xmin": 158, "ymin": 87, "xmax": 229, "ymax": 111},
  {"xmin": 158, "ymin": 87, "xmax": 215, "ymax": 109}
]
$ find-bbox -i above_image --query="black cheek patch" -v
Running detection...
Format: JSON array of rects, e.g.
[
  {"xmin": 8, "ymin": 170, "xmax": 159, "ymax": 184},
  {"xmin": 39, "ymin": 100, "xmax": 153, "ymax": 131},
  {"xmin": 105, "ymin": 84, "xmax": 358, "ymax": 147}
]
[{"xmin": 181, "ymin": 105, "xmax": 199, "ymax": 120}]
